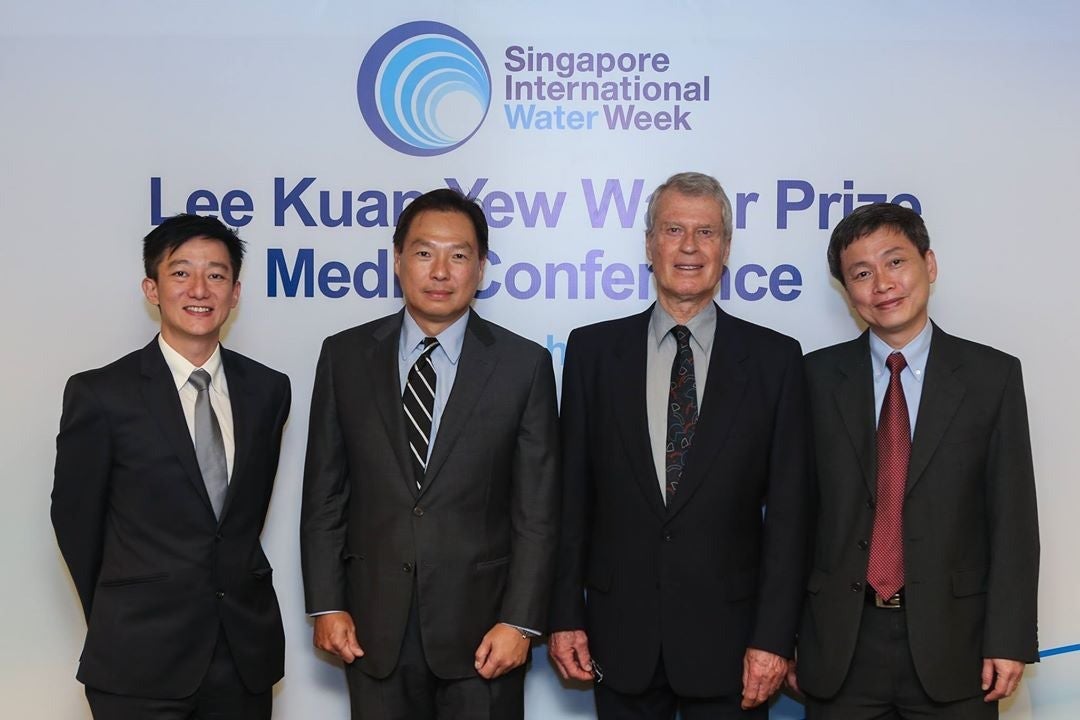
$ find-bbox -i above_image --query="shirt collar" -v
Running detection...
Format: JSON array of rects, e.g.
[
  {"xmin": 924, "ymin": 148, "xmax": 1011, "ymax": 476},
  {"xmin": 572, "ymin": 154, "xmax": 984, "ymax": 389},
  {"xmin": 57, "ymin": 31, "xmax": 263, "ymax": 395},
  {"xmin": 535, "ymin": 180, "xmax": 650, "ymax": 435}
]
[
  {"xmin": 648, "ymin": 301, "xmax": 716, "ymax": 355},
  {"xmin": 157, "ymin": 335, "xmax": 228, "ymax": 395},
  {"xmin": 869, "ymin": 319, "xmax": 933, "ymax": 383},
  {"xmin": 400, "ymin": 309, "xmax": 469, "ymax": 365}
]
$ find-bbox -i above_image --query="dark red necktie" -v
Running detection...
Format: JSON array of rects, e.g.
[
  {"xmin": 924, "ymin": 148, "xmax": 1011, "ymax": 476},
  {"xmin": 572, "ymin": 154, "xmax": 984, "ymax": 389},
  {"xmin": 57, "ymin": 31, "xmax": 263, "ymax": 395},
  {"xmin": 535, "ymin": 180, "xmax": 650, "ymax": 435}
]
[
  {"xmin": 867, "ymin": 352, "xmax": 910, "ymax": 600},
  {"xmin": 665, "ymin": 326, "xmax": 698, "ymax": 505}
]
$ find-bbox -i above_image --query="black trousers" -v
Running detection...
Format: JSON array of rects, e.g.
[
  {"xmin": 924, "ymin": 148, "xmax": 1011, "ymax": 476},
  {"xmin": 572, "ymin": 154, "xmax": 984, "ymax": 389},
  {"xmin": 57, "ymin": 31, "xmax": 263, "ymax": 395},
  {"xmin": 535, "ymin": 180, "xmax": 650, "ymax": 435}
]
[
  {"xmin": 594, "ymin": 651, "xmax": 765, "ymax": 720},
  {"xmin": 85, "ymin": 630, "xmax": 271, "ymax": 720},
  {"xmin": 804, "ymin": 604, "xmax": 997, "ymax": 720},
  {"xmin": 346, "ymin": 590, "xmax": 525, "ymax": 720}
]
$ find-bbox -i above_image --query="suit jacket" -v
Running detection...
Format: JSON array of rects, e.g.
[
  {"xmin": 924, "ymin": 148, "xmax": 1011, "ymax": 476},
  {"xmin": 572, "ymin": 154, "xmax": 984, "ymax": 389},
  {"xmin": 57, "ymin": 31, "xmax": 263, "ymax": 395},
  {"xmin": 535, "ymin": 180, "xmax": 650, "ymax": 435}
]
[
  {"xmin": 300, "ymin": 309, "xmax": 559, "ymax": 679},
  {"xmin": 549, "ymin": 303, "xmax": 811, "ymax": 697},
  {"xmin": 51, "ymin": 338, "xmax": 291, "ymax": 698},
  {"xmin": 796, "ymin": 324, "xmax": 1039, "ymax": 702}
]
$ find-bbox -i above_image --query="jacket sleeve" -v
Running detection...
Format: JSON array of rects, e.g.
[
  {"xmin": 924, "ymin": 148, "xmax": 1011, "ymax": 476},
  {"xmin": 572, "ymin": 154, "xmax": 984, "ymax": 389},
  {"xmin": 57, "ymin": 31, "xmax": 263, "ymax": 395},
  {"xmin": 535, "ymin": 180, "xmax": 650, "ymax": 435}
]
[
  {"xmin": 51, "ymin": 373, "xmax": 112, "ymax": 621},
  {"xmin": 300, "ymin": 339, "xmax": 352, "ymax": 613},
  {"xmin": 750, "ymin": 337, "xmax": 812, "ymax": 658},
  {"xmin": 499, "ymin": 347, "xmax": 561, "ymax": 631},
  {"xmin": 982, "ymin": 357, "xmax": 1040, "ymax": 662},
  {"xmin": 548, "ymin": 329, "xmax": 590, "ymax": 631}
]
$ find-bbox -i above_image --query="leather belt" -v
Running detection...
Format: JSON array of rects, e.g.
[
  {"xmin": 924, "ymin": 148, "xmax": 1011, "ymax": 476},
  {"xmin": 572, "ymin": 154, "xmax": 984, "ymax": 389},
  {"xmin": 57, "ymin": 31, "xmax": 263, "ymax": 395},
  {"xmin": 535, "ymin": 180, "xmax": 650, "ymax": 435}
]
[{"xmin": 866, "ymin": 587, "xmax": 904, "ymax": 609}]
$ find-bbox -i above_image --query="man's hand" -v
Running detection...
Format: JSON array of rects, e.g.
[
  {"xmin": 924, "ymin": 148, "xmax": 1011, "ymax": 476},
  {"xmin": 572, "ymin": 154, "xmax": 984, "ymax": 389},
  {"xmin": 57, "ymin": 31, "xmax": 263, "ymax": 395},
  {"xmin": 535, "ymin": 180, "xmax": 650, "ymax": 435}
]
[
  {"xmin": 982, "ymin": 658, "xmax": 1025, "ymax": 702},
  {"xmin": 741, "ymin": 648, "xmax": 787, "ymax": 709},
  {"xmin": 313, "ymin": 612, "xmax": 364, "ymax": 663},
  {"xmin": 474, "ymin": 624, "xmax": 531, "ymax": 679},
  {"xmin": 548, "ymin": 629, "xmax": 595, "ymax": 682},
  {"xmin": 784, "ymin": 656, "xmax": 801, "ymax": 696}
]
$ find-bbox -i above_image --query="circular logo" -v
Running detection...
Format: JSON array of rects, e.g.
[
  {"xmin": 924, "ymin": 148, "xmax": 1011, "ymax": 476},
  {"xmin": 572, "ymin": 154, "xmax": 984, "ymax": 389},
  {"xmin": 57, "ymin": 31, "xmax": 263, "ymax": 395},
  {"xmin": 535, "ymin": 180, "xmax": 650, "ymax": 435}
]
[{"xmin": 357, "ymin": 21, "xmax": 491, "ymax": 156}]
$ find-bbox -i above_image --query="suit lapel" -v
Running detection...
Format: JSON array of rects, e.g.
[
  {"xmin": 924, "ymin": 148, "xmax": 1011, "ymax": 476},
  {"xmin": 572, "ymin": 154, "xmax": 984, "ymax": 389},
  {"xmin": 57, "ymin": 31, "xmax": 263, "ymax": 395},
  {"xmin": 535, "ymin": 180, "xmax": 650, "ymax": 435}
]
[
  {"xmin": 907, "ymin": 324, "xmax": 965, "ymax": 494},
  {"xmin": 610, "ymin": 308, "xmax": 667, "ymax": 521},
  {"xmin": 369, "ymin": 311, "xmax": 417, "ymax": 498},
  {"xmin": 833, "ymin": 332, "xmax": 878, "ymax": 499},
  {"xmin": 423, "ymin": 311, "xmax": 496, "ymax": 493},
  {"xmin": 666, "ymin": 306, "xmax": 748, "ymax": 520},
  {"xmin": 218, "ymin": 348, "xmax": 253, "ymax": 523},
  {"xmin": 139, "ymin": 339, "xmax": 216, "ymax": 516}
]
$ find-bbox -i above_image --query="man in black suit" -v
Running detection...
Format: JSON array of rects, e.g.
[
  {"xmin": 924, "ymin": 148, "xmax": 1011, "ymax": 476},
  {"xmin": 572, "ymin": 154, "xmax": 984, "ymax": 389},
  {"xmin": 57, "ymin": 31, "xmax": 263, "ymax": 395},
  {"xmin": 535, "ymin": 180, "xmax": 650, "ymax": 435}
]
[
  {"xmin": 790, "ymin": 203, "xmax": 1039, "ymax": 719},
  {"xmin": 300, "ymin": 188, "xmax": 559, "ymax": 719},
  {"xmin": 548, "ymin": 172, "xmax": 810, "ymax": 719},
  {"xmin": 52, "ymin": 214, "xmax": 291, "ymax": 719}
]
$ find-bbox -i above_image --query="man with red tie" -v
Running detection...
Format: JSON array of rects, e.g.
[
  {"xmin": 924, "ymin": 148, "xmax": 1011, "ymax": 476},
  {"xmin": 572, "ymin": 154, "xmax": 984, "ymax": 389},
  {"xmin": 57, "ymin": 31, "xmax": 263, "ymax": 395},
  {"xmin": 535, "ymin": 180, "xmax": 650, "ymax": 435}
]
[{"xmin": 790, "ymin": 203, "xmax": 1040, "ymax": 719}]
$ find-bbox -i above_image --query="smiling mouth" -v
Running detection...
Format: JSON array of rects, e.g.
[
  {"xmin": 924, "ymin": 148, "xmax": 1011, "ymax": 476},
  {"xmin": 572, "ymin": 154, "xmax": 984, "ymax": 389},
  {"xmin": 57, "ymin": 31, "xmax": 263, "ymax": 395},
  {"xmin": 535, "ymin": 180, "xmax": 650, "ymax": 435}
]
[
  {"xmin": 875, "ymin": 297, "xmax": 905, "ymax": 310},
  {"xmin": 184, "ymin": 306, "xmax": 213, "ymax": 314},
  {"xmin": 674, "ymin": 264, "xmax": 703, "ymax": 271}
]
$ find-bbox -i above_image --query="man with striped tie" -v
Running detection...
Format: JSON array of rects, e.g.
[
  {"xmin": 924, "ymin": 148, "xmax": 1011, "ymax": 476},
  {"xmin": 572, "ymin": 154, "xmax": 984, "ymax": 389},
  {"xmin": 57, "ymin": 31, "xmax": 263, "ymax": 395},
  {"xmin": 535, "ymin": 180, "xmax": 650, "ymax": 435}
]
[{"xmin": 300, "ymin": 188, "xmax": 560, "ymax": 720}]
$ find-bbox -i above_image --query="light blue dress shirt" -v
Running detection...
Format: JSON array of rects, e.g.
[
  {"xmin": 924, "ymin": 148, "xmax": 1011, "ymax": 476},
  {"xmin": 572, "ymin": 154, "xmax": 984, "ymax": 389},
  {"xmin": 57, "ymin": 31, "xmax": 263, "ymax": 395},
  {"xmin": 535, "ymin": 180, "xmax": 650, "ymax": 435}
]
[
  {"xmin": 869, "ymin": 320, "xmax": 933, "ymax": 438},
  {"xmin": 398, "ymin": 310, "xmax": 469, "ymax": 463}
]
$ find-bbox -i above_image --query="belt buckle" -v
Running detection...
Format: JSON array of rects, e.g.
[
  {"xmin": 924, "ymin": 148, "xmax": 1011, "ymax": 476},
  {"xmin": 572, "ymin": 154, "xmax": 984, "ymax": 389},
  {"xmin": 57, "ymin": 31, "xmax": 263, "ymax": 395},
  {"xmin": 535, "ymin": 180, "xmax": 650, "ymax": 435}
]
[{"xmin": 874, "ymin": 592, "xmax": 902, "ymax": 609}]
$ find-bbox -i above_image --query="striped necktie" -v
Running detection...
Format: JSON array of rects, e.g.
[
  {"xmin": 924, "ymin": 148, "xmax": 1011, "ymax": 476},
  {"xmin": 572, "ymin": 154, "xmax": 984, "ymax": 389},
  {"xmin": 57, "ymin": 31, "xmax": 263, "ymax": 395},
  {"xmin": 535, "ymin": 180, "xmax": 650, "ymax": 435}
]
[{"xmin": 403, "ymin": 337, "xmax": 439, "ymax": 488}]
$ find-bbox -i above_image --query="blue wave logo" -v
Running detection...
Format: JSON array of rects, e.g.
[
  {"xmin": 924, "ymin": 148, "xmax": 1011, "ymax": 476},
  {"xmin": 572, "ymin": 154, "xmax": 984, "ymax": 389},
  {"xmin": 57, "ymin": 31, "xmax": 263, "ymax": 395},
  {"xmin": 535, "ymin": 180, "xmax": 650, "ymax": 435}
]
[{"xmin": 357, "ymin": 21, "xmax": 491, "ymax": 156}]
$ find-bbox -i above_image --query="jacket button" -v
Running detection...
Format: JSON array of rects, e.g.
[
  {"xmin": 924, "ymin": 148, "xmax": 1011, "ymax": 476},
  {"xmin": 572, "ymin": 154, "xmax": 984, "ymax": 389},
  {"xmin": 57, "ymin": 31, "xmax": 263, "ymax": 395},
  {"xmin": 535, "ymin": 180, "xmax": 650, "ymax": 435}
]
[
  {"xmin": 216, "ymin": 591, "xmax": 225, "ymax": 599},
  {"xmin": 402, "ymin": 563, "xmax": 413, "ymax": 573},
  {"xmin": 413, "ymin": 507, "xmax": 424, "ymax": 517},
  {"xmin": 663, "ymin": 532, "xmax": 672, "ymax": 542},
  {"xmin": 866, "ymin": 500, "xmax": 875, "ymax": 509},
  {"xmin": 850, "ymin": 582, "xmax": 862, "ymax": 592},
  {"xmin": 857, "ymin": 540, "xmax": 868, "ymax": 550},
  {"xmin": 214, "ymin": 533, "xmax": 223, "ymax": 542}
]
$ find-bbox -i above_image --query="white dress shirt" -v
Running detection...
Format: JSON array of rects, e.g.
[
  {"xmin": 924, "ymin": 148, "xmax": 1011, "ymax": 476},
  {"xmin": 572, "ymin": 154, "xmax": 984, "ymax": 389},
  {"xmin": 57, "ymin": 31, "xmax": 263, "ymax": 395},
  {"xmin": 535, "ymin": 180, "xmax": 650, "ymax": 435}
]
[{"xmin": 157, "ymin": 335, "xmax": 235, "ymax": 480}]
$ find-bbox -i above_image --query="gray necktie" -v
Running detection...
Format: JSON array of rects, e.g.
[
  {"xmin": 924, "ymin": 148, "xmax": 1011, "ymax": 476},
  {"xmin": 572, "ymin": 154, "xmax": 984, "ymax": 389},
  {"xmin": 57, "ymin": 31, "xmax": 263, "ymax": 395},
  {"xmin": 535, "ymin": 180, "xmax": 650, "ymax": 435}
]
[{"xmin": 188, "ymin": 369, "xmax": 228, "ymax": 518}]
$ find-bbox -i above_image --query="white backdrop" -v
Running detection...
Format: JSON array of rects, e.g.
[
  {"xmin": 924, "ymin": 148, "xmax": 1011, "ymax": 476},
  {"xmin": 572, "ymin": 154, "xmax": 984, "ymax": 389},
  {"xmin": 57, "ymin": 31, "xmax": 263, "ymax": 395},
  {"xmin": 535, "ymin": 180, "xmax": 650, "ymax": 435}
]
[{"xmin": 2, "ymin": 2, "xmax": 1078, "ymax": 718}]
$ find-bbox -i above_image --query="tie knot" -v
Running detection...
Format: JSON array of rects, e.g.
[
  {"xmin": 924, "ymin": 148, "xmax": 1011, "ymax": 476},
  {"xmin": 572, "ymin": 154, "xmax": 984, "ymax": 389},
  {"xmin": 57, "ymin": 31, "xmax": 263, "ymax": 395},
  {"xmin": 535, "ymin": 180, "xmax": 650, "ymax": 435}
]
[
  {"xmin": 188, "ymin": 368, "xmax": 211, "ymax": 392},
  {"xmin": 886, "ymin": 352, "xmax": 907, "ymax": 375},
  {"xmin": 672, "ymin": 325, "xmax": 692, "ymax": 349},
  {"xmin": 419, "ymin": 336, "xmax": 439, "ymax": 357}
]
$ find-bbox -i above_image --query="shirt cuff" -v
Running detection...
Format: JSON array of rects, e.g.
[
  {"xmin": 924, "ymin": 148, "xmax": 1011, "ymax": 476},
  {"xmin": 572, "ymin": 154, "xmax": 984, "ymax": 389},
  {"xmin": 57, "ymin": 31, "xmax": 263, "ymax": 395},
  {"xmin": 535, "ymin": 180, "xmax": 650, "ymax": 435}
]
[{"xmin": 501, "ymin": 622, "xmax": 540, "ymax": 638}]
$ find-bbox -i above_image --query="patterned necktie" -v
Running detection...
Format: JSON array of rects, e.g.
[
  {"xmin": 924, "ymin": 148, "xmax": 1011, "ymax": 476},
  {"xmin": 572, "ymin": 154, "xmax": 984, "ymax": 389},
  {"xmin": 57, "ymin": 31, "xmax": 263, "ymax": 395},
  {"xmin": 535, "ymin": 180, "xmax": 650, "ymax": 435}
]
[
  {"xmin": 867, "ymin": 352, "xmax": 911, "ymax": 600},
  {"xmin": 188, "ymin": 369, "xmax": 228, "ymax": 519},
  {"xmin": 403, "ymin": 337, "xmax": 439, "ymax": 488},
  {"xmin": 665, "ymin": 325, "xmax": 698, "ymax": 505}
]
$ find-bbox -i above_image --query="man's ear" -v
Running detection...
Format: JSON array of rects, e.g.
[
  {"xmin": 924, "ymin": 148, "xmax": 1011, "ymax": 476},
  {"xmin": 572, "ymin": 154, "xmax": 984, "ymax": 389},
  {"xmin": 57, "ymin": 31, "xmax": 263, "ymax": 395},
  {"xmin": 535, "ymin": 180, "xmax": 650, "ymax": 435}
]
[{"xmin": 141, "ymin": 277, "xmax": 159, "ymax": 306}]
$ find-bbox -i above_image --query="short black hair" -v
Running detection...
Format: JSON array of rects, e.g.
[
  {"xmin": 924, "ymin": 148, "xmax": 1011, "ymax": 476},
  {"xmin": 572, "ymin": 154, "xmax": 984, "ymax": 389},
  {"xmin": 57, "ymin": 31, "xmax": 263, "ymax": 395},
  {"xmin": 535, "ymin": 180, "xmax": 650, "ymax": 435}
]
[
  {"xmin": 828, "ymin": 202, "xmax": 930, "ymax": 285},
  {"xmin": 143, "ymin": 214, "xmax": 245, "ymax": 280},
  {"xmin": 392, "ymin": 188, "xmax": 489, "ymax": 258}
]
